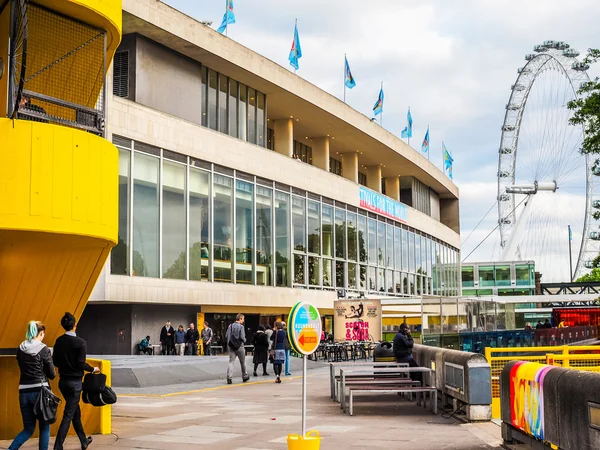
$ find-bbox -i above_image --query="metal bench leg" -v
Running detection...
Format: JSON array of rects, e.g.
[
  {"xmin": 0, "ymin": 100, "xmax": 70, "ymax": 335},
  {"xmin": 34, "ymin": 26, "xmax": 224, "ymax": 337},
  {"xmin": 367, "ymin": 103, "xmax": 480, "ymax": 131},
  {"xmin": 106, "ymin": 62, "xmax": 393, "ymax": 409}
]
[
  {"xmin": 433, "ymin": 391, "xmax": 438, "ymax": 415},
  {"xmin": 341, "ymin": 387, "xmax": 346, "ymax": 412},
  {"xmin": 349, "ymin": 391, "xmax": 354, "ymax": 416},
  {"xmin": 330, "ymin": 366, "xmax": 334, "ymax": 399}
]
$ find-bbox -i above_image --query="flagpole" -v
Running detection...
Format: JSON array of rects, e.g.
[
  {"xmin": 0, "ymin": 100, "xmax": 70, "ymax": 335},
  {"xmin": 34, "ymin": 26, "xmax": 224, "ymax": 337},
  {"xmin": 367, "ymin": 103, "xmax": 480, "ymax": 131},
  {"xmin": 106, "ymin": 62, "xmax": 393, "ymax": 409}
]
[
  {"xmin": 442, "ymin": 141, "xmax": 445, "ymax": 175},
  {"xmin": 427, "ymin": 126, "xmax": 430, "ymax": 161},
  {"xmin": 224, "ymin": 0, "xmax": 228, "ymax": 37},
  {"xmin": 407, "ymin": 106, "xmax": 410, "ymax": 147},
  {"xmin": 294, "ymin": 19, "xmax": 297, "ymax": 74},
  {"xmin": 344, "ymin": 54, "xmax": 346, "ymax": 103},
  {"xmin": 380, "ymin": 81, "xmax": 383, "ymax": 127}
]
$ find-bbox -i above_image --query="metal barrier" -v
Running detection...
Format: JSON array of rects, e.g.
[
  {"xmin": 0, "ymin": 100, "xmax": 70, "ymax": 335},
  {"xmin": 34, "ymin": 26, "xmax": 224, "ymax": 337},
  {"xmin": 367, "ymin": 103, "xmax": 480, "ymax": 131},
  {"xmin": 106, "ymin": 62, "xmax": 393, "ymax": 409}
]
[
  {"xmin": 500, "ymin": 361, "xmax": 600, "ymax": 449},
  {"xmin": 486, "ymin": 345, "xmax": 600, "ymax": 418},
  {"xmin": 413, "ymin": 344, "xmax": 492, "ymax": 421}
]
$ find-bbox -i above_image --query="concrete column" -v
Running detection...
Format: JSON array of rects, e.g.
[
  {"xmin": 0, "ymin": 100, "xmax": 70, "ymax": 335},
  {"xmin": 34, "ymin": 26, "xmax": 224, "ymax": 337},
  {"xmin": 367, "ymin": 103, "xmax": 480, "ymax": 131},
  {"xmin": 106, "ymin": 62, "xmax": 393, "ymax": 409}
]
[
  {"xmin": 340, "ymin": 152, "xmax": 358, "ymax": 183},
  {"xmin": 367, "ymin": 165, "xmax": 382, "ymax": 193},
  {"xmin": 384, "ymin": 176, "xmax": 400, "ymax": 201},
  {"xmin": 274, "ymin": 119, "xmax": 293, "ymax": 157},
  {"xmin": 312, "ymin": 137, "xmax": 330, "ymax": 171}
]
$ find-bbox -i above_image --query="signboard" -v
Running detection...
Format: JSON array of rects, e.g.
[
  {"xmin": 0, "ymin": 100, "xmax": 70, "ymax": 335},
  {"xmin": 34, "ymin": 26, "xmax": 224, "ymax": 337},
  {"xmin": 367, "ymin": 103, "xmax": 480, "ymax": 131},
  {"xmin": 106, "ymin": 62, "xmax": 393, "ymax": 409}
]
[
  {"xmin": 334, "ymin": 299, "xmax": 382, "ymax": 342},
  {"xmin": 288, "ymin": 302, "xmax": 322, "ymax": 355},
  {"xmin": 359, "ymin": 186, "xmax": 408, "ymax": 223}
]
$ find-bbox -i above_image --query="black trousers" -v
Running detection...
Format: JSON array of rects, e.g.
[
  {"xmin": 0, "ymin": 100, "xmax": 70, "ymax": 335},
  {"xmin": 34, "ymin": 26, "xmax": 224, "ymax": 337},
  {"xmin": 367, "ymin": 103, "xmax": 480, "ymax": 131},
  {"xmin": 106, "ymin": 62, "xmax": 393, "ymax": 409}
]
[
  {"xmin": 54, "ymin": 378, "xmax": 87, "ymax": 450},
  {"xmin": 397, "ymin": 357, "xmax": 423, "ymax": 385}
]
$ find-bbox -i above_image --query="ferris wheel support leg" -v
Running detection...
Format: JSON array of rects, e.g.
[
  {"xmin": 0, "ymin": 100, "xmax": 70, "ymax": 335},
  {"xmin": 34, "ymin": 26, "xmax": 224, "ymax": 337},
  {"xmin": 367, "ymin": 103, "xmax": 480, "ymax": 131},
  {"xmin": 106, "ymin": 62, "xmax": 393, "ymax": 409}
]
[{"xmin": 501, "ymin": 194, "xmax": 533, "ymax": 261}]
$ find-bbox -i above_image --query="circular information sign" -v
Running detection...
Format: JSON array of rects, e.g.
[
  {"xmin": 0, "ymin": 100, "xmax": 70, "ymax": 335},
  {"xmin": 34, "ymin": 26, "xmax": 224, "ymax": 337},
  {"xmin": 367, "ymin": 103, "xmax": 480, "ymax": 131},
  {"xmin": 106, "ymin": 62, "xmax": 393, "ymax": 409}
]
[{"xmin": 288, "ymin": 302, "xmax": 322, "ymax": 355}]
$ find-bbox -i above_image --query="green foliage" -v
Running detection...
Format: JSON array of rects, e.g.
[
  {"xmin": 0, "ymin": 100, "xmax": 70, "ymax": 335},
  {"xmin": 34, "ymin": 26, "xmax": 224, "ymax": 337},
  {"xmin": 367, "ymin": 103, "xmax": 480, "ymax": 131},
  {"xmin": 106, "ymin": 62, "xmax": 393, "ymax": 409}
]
[{"xmin": 576, "ymin": 267, "xmax": 600, "ymax": 282}]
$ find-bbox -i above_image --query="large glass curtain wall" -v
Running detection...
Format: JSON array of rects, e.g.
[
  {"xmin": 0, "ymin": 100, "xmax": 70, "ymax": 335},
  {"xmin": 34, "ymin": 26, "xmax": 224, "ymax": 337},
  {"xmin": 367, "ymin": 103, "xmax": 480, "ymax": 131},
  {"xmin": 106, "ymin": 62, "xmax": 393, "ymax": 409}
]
[
  {"xmin": 112, "ymin": 138, "xmax": 460, "ymax": 295},
  {"xmin": 200, "ymin": 66, "xmax": 267, "ymax": 148}
]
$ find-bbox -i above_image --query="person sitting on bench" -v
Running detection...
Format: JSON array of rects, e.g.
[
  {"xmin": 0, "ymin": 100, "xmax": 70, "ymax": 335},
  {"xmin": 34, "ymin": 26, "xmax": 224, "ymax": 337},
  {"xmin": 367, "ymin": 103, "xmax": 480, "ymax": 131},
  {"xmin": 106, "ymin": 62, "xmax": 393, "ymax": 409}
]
[
  {"xmin": 393, "ymin": 323, "xmax": 421, "ymax": 385},
  {"xmin": 139, "ymin": 336, "xmax": 152, "ymax": 355}
]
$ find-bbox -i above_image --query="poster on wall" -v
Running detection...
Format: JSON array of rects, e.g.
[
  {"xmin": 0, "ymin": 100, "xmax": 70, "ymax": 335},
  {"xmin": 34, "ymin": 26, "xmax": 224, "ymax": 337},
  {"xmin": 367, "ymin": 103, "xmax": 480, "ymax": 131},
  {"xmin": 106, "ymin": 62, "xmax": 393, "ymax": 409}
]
[{"xmin": 334, "ymin": 299, "xmax": 382, "ymax": 342}]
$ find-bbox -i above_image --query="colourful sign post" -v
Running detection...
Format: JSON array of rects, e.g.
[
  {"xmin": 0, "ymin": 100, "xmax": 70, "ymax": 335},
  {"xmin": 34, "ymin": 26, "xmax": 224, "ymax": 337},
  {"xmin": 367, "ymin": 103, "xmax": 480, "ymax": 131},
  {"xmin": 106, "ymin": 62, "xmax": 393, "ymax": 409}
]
[{"xmin": 288, "ymin": 301, "xmax": 322, "ymax": 438}]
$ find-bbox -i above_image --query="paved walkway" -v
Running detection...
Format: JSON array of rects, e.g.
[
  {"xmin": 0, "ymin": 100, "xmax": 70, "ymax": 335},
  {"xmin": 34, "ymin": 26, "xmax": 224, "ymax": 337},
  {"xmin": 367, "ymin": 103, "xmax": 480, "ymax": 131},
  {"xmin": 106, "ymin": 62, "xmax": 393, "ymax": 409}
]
[{"xmin": 0, "ymin": 368, "xmax": 504, "ymax": 450}]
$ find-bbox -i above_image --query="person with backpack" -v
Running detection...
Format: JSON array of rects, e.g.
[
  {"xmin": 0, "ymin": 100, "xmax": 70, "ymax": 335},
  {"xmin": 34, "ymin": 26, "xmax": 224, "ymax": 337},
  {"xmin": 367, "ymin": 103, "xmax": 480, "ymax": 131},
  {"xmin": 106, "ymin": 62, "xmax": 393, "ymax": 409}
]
[
  {"xmin": 225, "ymin": 314, "xmax": 249, "ymax": 384},
  {"xmin": 8, "ymin": 321, "xmax": 56, "ymax": 450}
]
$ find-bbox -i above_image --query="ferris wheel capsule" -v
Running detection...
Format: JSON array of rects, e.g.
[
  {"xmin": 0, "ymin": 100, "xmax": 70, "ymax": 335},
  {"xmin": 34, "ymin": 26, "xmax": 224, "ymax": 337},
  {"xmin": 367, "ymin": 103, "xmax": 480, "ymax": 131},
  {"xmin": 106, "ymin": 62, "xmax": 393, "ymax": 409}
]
[
  {"xmin": 563, "ymin": 48, "xmax": 580, "ymax": 57},
  {"xmin": 572, "ymin": 62, "xmax": 590, "ymax": 71},
  {"xmin": 534, "ymin": 45, "xmax": 548, "ymax": 53},
  {"xmin": 525, "ymin": 53, "xmax": 536, "ymax": 61},
  {"xmin": 542, "ymin": 40, "xmax": 557, "ymax": 48},
  {"xmin": 556, "ymin": 41, "xmax": 569, "ymax": 50},
  {"xmin": 584, "ymin": 261, "xmax": 595, "ymax": 269},
  {"xmin": 506, "ymin": 104, "xmax": 521, "ymax": 110},
  {"xmin": 589, "ymin": 232, "xmax": 600, "ymax": 241}
]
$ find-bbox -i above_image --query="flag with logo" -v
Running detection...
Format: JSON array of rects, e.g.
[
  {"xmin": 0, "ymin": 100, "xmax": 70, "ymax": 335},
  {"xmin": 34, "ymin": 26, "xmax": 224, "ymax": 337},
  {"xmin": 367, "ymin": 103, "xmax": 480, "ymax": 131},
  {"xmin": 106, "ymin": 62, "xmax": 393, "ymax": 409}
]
[
  {"xmin": 421, "ymin": 127, "xmax": 430, "ymax": 153},
  {"xmin": 289, "ymin": 21, "xmax": 302, "ymax": 70},
  {"xmin": 344, "ymin": 56, "xmax": 356, "ymax": 89},
  {"xmin": 401, "ymin": 107, "xmax": 413, "ymax": 138},
  {"xmin": 443, "ymin": 142, "xmax": 454, "ymax": 179},
  {"xmin": 217, "ymin": 0, "xmax": 235, "ymax": 34},
  {"xmin": 373, "ymin": 87, "xmax": 384, "ymax": 116}
]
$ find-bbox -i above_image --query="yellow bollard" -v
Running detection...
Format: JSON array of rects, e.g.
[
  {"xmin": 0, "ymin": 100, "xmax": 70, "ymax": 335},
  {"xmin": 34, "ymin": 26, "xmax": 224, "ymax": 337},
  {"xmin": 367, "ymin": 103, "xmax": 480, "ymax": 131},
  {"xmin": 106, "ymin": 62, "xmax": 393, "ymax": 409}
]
[{"xmin": 287, "ymin": 430, "xmax": 321, "ymax": 450}]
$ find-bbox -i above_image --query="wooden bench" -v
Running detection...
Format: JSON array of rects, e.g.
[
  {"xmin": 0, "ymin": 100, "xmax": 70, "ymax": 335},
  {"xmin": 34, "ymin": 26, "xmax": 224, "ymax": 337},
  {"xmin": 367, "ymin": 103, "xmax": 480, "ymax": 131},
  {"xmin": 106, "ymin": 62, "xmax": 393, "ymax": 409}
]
[{"xmin": 348, "ymin": 385, "xmax": 438, "ymax": 416}]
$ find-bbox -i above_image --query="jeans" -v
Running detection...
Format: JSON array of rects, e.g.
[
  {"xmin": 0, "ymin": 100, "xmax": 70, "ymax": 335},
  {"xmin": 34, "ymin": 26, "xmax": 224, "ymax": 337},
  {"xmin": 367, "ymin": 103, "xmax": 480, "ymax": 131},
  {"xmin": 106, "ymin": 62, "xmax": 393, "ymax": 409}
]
[
  {"xmin": 54, "ymin": 378, "xmax": 87, "ymax": 450},
  {"xmin": 175, "ymin": 343, "xmax": 186, "ymax": 356},
  {"xmin": 227, "ymin": 347, "xmax": 248, "ymax": 379},
  {"xmin": 285, "ymin": 349, "xmax": 291, "ymax": 375},
  {"xmin": 162, "ymin": 343, "xmax": 173, "ymax": 355},
  {"xmin": 9, "ymin": 389, "xmax": 50, "ymax": 450},
  {"xmin": 203, "ymin": 342, "xmax": 211, "ymax": 355},
  {"xmin": 188, "ymin": 343, "xmax": 198, "ymax": 356}
]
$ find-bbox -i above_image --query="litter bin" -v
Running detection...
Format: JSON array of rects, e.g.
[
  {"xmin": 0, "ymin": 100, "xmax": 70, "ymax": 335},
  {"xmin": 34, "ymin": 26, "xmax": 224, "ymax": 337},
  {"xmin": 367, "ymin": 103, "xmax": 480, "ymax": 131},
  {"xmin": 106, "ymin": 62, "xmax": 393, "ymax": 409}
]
[
  {"xmin": 373, "ymin": 341, "xmax": 394, "ymax": 362},
  {"xmin": 287, "ymin": 430, "xmax": 321, "ymax": 450}
]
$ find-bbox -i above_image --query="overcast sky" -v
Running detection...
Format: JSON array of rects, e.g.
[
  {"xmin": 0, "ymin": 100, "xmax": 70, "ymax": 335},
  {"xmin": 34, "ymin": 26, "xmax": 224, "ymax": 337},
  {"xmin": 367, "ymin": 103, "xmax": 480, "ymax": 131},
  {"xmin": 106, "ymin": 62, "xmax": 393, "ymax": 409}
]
[{"xmin": 162, "ymin": 0, "xmax": 600, "ymax": 281}]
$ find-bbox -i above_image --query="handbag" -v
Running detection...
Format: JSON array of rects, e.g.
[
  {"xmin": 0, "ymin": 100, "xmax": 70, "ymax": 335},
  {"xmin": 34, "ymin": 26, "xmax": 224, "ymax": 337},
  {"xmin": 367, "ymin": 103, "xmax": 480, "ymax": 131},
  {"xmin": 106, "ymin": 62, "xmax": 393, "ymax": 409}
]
[
  {"xmin": 82, "ymin": 372, "xmax": 118, "ymax": 407},
  {"xmin": 33, "ymin": 379, "xmax": 61, "ymax": 424}
]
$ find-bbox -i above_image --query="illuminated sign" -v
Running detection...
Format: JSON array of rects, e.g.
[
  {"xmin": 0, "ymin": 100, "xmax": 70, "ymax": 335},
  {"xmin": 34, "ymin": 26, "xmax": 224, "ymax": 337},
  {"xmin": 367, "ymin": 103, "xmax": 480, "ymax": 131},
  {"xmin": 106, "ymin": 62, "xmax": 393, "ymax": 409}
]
[{"xmin": 359, "ymin": 187, "xmax": 408, "ymax": 223}]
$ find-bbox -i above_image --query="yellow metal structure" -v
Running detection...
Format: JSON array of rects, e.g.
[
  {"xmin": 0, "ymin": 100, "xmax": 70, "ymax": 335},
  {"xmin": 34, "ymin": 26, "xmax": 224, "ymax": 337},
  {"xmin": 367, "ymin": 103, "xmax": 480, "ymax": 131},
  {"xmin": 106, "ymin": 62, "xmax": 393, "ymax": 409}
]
[{"xmin": 485, "ymin": 345, "xmax": 600, "ymax": 418}]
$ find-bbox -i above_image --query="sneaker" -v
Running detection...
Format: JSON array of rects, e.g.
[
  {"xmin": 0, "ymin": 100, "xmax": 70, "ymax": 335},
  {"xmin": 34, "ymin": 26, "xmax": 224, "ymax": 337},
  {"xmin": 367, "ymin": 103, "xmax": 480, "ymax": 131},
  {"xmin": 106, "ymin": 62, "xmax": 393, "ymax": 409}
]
[
  {"xmin": 242, "ymin": 375, "xmax": 250, "ymax": 383},
  {"xmin": 227, "ymin": 378, "xmax": 232, "ymax": 385},
  {"xmin": 285, "ymin": 373, "xmax": 291, "ymax": 376}
]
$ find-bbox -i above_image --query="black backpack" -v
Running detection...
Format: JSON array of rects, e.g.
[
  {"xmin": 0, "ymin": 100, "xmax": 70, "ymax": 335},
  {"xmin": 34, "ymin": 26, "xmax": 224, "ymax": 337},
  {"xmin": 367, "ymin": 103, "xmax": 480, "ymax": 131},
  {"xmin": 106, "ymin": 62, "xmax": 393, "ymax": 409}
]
[
  {"xmin": 227, "ymin": 324, "xmax": 243, "ymax": 351},
  {"xmin": 82, "ymin": 372, "xmax": 117, "ymax": 406}
]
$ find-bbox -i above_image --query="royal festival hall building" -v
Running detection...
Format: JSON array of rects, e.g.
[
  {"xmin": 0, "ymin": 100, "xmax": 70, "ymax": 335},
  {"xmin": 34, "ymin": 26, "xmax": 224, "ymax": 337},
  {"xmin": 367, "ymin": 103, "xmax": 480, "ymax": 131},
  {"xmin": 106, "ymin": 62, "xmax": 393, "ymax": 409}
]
[{"xmin": 80, "ymin": 0, "xmax": 461, "ymax": 353}]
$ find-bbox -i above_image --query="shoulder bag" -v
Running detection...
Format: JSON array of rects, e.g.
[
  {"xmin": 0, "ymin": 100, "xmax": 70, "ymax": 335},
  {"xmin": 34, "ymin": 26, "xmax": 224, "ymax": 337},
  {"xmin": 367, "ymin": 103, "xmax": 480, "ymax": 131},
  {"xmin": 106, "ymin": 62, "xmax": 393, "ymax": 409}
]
[
  {"xmin": 33, "ymin": 378, "xmax": 61, "ymax": 424},
  {"xmin": 269, "ymin": 331, "xmax": 277, "ymax": 363}
]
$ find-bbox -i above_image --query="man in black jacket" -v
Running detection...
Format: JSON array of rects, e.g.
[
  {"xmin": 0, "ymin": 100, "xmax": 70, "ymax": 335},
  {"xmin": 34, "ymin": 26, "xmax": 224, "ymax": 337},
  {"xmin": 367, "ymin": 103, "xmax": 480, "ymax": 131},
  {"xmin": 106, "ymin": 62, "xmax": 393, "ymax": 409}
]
[
  {"xmin": 160, "ymin": 320, "xmax": 175, "ymax": 355},
  {"xmin": 186, "ymin": 322, "xmax": 200, "ymax": 356},
  {"xmin": 393, "ymin": 323, "xmax": 421, "ymax": 385},
  {"xmin": 53, "ymin": 312, "xmax": 99, "ymax": 450}
]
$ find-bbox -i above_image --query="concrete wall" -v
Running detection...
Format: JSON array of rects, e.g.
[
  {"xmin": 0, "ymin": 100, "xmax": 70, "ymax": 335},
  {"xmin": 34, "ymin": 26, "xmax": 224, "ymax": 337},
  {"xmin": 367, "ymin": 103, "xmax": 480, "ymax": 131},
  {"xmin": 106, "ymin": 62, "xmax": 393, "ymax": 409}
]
[
  {"xmin": 115, "ymin": 34, "xmax": 136, "ymax": 101},
  {"xmin": 131, "ymin": 304, "xmax": 199, "ymax": 354},
  {"xmin": 440, "ymin": 198, "xmax": 460, "ymax": 234},
  {"xmin": 134, "ymin": 35, "xmax": 203, "ymax": 125},
  {"xmin": 430, "ymin": 189, "xmax": 440, "ymax": 221},
  {"xmin": 78, "ymin": 304, "xmax": 132, "ymax": 355}
]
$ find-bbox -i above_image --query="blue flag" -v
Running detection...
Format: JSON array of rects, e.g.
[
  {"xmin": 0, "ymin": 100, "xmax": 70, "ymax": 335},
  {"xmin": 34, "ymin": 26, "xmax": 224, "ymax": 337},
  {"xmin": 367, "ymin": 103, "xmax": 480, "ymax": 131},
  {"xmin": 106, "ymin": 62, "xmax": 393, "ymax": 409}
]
[
  {"xmin": 443, "ymin": 142, "xmax": 454, "ymax": 179},
  {"xmin": 344, "ymin": 56, "xmax": 356, "ymax": 89},
  {"xmin": 421, "ymin": 127, "xmax": 429, "ymax": 153},
  {"xmin": 217, "ymin": 0, "xmax": 235, "ymax": 34},
  {"xmin": 373, "ymin": 87, "xmax": 384, "ymax": 116},
  {"xmin": 401, "ymin": 107, "xmax": 413, "ymax": 138},
  {"xmin": 289, "ymin": 21, "xmax": 302, "ymax": 70}
]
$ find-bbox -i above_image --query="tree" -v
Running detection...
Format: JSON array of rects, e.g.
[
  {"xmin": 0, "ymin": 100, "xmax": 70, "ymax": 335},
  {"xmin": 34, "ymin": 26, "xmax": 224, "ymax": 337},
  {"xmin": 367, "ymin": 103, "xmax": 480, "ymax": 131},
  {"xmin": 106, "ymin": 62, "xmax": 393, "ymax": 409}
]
[
  {"xmin": 576, "ymin": 267, "xmax": 600, "ymax": 282},
  {"xmin": 568, "ymin": 48, "xmax": 600, "ymax": 268}
]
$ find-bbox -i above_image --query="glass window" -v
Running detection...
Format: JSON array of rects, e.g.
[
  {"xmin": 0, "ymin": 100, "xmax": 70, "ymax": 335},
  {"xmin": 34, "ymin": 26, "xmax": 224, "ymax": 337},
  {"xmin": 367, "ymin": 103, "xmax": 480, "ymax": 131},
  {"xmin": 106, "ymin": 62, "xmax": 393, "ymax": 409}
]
[
  {"xmin": 257, "ymin": 92, "xmax": 265, "ymax": 147},
  {"xmin": 208, "ymin": 69, "xmax": 218, "ymax": 130},
  {"xmin": 275, "ymin": 191, "xmax": 290, "ymax": 287},
  {"xmin": 395, "ymin": 272, "xmax": 402, "ymax": 294},
  {"xmin": 516, "ymin": 264, "xmax": 531, "ymax": 286},
  {"xmin": 401, "ymin": 229, "xmax": 408, "ymax": 271},
  {"xmin": 189, "ymin": 167, "xmax": 210, "ymax": 281},
  {"xmin": 347, "ymin": 212, "xmax": 357, "ymax": 261},
  {"xmin": 348, "ymin": 263, "xmax": 357, "ymax": 290},
  {"xmin": 368, "ymin": 219, "xmax": 377, "ymax": 264},
  {"xmin": 228, "ymin": 80, "xmax": 238, "ymax": 138},
  {"xmin": 377, "ymin": 268, "xmax": 385, "ymax": 292},
  {"xmin": 409, "ymin": 273, "xmax": 415, "ymax": 295},
  {"xmin": 495, "ymin": 265, "xmax": 511, "ymax": 287},
  {"xmin": 307, "ymin": 200, "xmax": 320, "ymax": 254},
  {"xmin": 201, "ymin": 67, "xmax": 208, "ymax": 127},
  {"xmin": 386, "ymin": 224, "xmax": 394, "ymax": 268},
  {"xmin": 462, "ymin": 266, "xmax": 474, "ymax": 287},
  {"xmin": 256, "ymin": 186, "xmax": 272, "ymax": 286},
  {"xmin": 359, "ymin": 265, "xmax": 367, "ymax": 290},
  {"xmin": 323, "ymin": 258, "xmax": 333, "ymax": 288},
  {"xmin": 336, "ymin": 261, "xmax": 346, "ymax": 288},
  {"xmin": 322, "ymin": 205, "xmax": 334, "ymax": 257},
  {"xmin": 377, "ymin": 221, "xmax": 385, "ymax": 266},
  {"xmin": 368, "ymin": 266, "xmax": 376, "ymax": 291},
  {"xmin": 335, "ymin": 208, "xmax": 346, "ymax": 259},
  {"xmin": 292, "ymin": 196, "xmax": 306, "ymax": 252},
  {"xmin": 239, "ymin": 84, "xmax": 247, "ymax": 141},
  {"xmin": 394, "ymin": 226, "xmax": 401, "ymax": 270},
  {"xmin": 213, "ymin": 174, "xmax": 233, "ymax": 282},
  {"xmin": 111, "ymin": 149, "xmax": 130, "ymax": 275},
  {"xmin": 408, "ymin": 232, "xmax": 415, "ymax": 273},
  {"xmin": 402, "ymin": 272, "xmax": 408, "ymax": 295},
  {"xmin": 218, "ymin": 74, "xmax": 228, "ymax": 134},
  {"xmin": 294, "ymin": 254, "xmax": 306, "ymax": 284},
  {"xmin": 427, "ymin": 238, "xmax": 433, "ymax": 277},
  {"xmin": 422, "ymin": 237, "xmax": 428, "ymax": 276},
  {"xmin": 386, "ymin": 269, "xmax": 393, "ymax": 293},
  {"xmin": 236, "ymin": 180, "xmax": 254, "ymax": 284},
  {"xmin": 357, "ymin": 215, "xmax": 367, "ymax": 263},
  {"xmin": 415, "ymin": 234, "xmax": 421, "ymax": 275},
  {"xmin": 248, "ymin": 88, "xmax": 257, "ymax": 144},
  {"xmin": 479, "ymin": 265, "xmax": 494, "ymax": 287},
  {"xmin": 162, "ymin": 161, "xmax": 186, "ymax": 279},
  {"xmin": 308, "ymin": 256, "xmax": 320, "ymax": 286},
  {"xmin": 132, "ymin": 152, "xmax": 159, "ymax": 277}
]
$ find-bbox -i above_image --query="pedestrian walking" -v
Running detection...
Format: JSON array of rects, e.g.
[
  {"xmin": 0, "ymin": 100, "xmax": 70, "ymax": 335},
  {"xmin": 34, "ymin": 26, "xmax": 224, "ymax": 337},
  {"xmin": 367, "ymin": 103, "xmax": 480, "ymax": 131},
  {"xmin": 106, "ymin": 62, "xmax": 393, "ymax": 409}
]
[
  {"xmin": 265, "ymin": 324, "xmax": 274, "ymax": 350},
  {"xmin": 186, "ymin": 323, "xmax": 200, "ymax": 355},
  {"xmin": 202, "ymin": 322, "xmax": 214, "ymax": 356},
  {"xmin": 160, "ymin": 320, "xmax": 175, "ymax": 355},
  {"xmin": 53, "ymin": 312, "xmax": 99, "ymax": 450},
  {"xmin": 226, "ymin": 314, "xmax": 249, "ymax": 384},
  {"xmin": 174, "ymin": 325, "xmax": 186, "ymax": 356},
  {"xmin": 252, "ymin": 325, "xmax": 270, "ymax": 376},
  {"xmin": 270, "ymin": 321, "xmax": 287, "ymax": 383},
  {"xmin": 8, "ymin": 321, "xmax": 56, "ymax": 450},
  {"xmin": 282, "ymin": 321, "xmax": 291, "ymax": 375}
]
